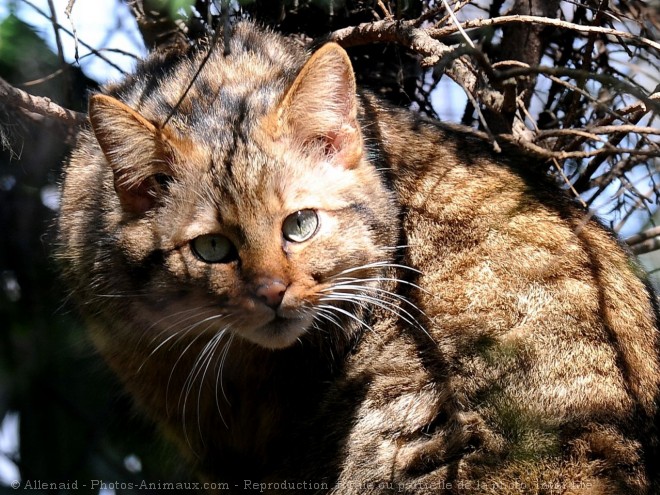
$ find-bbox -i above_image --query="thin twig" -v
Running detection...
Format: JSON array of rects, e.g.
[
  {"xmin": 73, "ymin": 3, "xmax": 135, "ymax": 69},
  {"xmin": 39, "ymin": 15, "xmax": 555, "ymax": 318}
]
[
  {"xmin": 613, "ymin": 174, "xmax": 656, "ymax": 234},
  {"xmin": 64, "ymin": 0, "xmax": 81, "ymax": 62},
  {"xmin": 535, "ymin": 125, "xmax": 660, "ymax": 140},
  {"xmin": 20, "ymin": 68, "xmax": 67, "ymax": 87},
  {"xmin": 47, "ymin": 0, "xmax": 66, "ymax": 67},
  {"xmin": 427, "ymin": 14, "xmax": 660, "ymax": 52},
  {"xmin": 560, "ymin": 94, "xmax": 660, "ymax": 156},
  {"xmin": 376, "ymin": 0, "xmax": 393, "ymax": 20},
  {"xmin": 504, "ymin": 139, "xmax": 655, "ymax": 160},
  {"xmin": 494, "ymin": 65, "xmax": 660, "ymax": 113},
  {"xmin": 161, "ymin": 22, "xmax": 223, "ymax": 128},
  {"xmin": 440, "ymin": 0, "xmax": 475, "ymax": 48},
  {"xmin": 630, "ymin": 238, "xmax": 660, "ymax": 256},
  {"xmin": 552, "ymin": 158, "xmax": 587, "ymax": 207},
  {"xmin": 21, "ymin": 0, "xmax": 128, "ymax": 75}
]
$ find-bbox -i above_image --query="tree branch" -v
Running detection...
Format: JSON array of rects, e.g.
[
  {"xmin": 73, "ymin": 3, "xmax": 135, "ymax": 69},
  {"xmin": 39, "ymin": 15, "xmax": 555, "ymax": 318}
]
[
  {"xmin": 126, "ymin": 0, "xmax": 191, "ymax": 51},
  {"xmin": 627, "ymin": 226, "xmax": 660, "ymax": 255},
  {"xmin": 535, "ymin": 125, "xmax": 660, "ymax": 140},
  {"xmin": 493, "ymin": 65, "xmax": 660, "ymax": 112},
  {"xmin": 427, "ymin": 14, "xmax": 660, "ymax": 52},
  {"xmin": 22, "ymin": 0, "xmax": 129, "ymax": 75},
  {"xmin": 0, "ymin": 77, "xmax": 86, "ymax": 126},
  {"xmin": 328, "ymin": 20, "xmax": 508, "ymax": 141}
]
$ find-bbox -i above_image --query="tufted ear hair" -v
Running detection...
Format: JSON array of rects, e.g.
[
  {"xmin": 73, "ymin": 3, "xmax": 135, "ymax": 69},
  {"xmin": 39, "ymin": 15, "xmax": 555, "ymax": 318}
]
[
  {"xmin": 89, "ymin": 94, "xmax": 175, "ymax": 216},
  {"xmin": 272, "ymin": 42, "xmax": 363, "ymax": 168}
]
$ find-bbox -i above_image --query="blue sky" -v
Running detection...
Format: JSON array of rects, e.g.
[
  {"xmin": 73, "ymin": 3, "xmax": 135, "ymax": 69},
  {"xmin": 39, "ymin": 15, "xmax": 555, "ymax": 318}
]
[{"xmin": 1, "ymin": 0, "xmax": 145, "ymax": 82}]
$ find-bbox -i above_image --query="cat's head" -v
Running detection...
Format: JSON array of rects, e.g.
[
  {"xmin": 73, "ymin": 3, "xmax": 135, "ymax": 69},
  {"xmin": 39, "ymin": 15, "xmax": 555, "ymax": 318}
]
[{"xmin": 86, "ymin": 41, "xmax": 398, "ymax": 350}]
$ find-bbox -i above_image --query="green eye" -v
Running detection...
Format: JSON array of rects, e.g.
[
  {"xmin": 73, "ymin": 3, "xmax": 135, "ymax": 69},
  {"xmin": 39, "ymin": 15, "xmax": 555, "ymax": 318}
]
[
  {"xmin": 191, "ymin": 234, "xmax": 235, "ymax": 263},
  {"xmin": 282, "ymin": 209, "xmax": 318, "ymax": 243}
]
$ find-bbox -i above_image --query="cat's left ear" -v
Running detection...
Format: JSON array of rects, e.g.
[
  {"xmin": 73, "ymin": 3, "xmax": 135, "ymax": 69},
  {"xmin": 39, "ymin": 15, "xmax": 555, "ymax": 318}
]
[
  {"xmin": 89, "ymin": 94, "xmax": 176, "ymax": 216},
  {"xmin": 272, "ymin": 42, "xmax": 362, "ymax": 168}
]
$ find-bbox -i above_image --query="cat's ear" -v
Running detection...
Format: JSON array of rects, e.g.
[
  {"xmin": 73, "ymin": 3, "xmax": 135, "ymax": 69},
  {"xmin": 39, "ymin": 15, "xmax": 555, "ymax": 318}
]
[
  {"xmin": 89, "ymin": 94, "xmax": 174, "ymax": 215},
  {"xmin": 273, "ymin": 42, "xmax": 362, "ymax": 167}
]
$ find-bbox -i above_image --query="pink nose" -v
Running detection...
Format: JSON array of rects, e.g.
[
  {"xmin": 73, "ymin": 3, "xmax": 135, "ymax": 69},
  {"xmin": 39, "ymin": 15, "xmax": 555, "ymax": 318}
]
[{"xmin": 255, "ymin": 279, "xmax": 288, "ymax": 309}]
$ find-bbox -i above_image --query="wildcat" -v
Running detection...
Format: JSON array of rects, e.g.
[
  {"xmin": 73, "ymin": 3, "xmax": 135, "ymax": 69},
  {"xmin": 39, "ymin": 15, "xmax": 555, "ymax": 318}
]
[{"xmin": 57, "ymin": 21, "xmax": 660, "ymax": 494}]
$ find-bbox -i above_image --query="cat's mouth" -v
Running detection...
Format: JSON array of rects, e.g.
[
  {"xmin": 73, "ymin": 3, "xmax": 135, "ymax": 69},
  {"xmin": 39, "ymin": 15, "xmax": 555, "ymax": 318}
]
[{"xmin": 242, "ymin": 310, "xmax": 316, "ymax": 350}]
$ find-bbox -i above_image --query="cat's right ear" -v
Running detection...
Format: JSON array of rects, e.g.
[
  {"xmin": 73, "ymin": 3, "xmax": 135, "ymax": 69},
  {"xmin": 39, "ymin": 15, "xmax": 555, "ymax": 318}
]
[
  {"xmin": 270, "ymin": 43, "xmax": 363, "ymax": 168},
  {"xmin": 89, "ymin": 94, "xmax": 173, "ymax": 216}
]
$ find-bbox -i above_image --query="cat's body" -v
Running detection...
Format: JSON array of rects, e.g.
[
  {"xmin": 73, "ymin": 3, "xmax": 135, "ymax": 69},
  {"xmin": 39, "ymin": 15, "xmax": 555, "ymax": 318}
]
[{"xmin": 58, "ymin": 22, "xmax": 660, "ymax": 493}]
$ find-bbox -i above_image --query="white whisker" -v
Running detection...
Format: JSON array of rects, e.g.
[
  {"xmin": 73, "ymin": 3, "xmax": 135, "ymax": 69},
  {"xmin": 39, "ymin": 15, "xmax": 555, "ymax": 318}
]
[
  {"xmin": 178, "ymin": 319, "xmax": 231, "ymax": 451},
  {"xmin": 137, "ymin": 308, "xmax": 224, "ymax": 373},
  {"xmin": 328, "ymin": 261, "xmax": 424, "ymax": 287},
  {"xmin": 313, "ymin": 308, "xmax": 345, "ymax": 333},
  {"xmin": 325, "ymin": 283, "xmax": 429, "ymax": 318},
  {"xmin": 317, "ymin": 303, "xmax": 374, "ymax": 334},
  {"xmin": 193, "ymin": 329, "xmax": 231, "ymax": 440},
  {"xmin": 165, "ymin": 314, "xmax": 231, "ymax": 411},
  {"xmin": 324, "ymin": 293, "xmax": 417, "ymax": 329},
  {"xmin": 215, "ymin": 333, "xmax": 235, "ymax": 426},
  {"xmin": 327, "ymin": 276, "xmax": 431, "ymax": 296}
]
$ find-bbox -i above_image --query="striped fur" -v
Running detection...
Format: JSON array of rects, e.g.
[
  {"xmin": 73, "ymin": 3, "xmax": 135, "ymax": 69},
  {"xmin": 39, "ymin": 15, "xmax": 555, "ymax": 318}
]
[{"xmin": 58, "ymin": 22, "xmax": 660, "ymax": 493}]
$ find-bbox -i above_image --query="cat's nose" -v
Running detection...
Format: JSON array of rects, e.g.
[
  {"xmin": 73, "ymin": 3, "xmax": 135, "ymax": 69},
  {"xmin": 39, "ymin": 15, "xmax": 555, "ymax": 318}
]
[{"xmin": 255, "ymin": 279, "xmax": 288, "ymax": 309}]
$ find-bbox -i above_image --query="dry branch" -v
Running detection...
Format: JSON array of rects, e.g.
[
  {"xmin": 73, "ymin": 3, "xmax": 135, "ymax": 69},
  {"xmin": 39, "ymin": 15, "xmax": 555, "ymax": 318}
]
[
  {"xmin": 427, "ymin": 15, "xmax": 660, "ymax": 52},
  {"xmin": 22, "ymin": 0, "xmax": 129, "ymax": 75},
  {"xmin": 0, "ymin": 77, "xmax": 86, "ymax": 126},
  {"xmin": 330, "ymin": 19, "xmax": 454, "ymax": 65},
  {"xmin": 626, "ymin": 226, "xmax": 660, "ymax": 247},
  {"xmin": 329, "ymin": 20, "xmax": 508, "ymax": 137},
  {"xmin": 627, "ymin": 226, "xmax": 660, "ymax": 255},
  {"xmin": 535, "ymin": 126, "xmax": 660, "ymax": 140}
]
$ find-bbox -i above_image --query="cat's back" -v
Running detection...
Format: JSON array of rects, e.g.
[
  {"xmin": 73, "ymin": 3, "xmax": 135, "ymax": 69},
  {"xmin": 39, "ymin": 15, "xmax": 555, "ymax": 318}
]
[{"xmin": 323, "ymin": 103, "xmax": 660, "ymax": 492}]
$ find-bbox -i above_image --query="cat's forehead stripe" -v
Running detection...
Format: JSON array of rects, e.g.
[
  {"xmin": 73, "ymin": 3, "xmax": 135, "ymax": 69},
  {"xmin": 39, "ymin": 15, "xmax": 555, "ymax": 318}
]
[{"xmin": 123, "ymin": 33, "xmax": 299, "ymax": 141}]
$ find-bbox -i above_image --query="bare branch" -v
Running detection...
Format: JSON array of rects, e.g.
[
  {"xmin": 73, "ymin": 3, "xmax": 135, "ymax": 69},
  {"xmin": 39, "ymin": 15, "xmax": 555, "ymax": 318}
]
[
  {"xmin": 329, "ymin": 20, "xmax": 508, "ymax": 138},
  {"xmin": 427, "ymin": 14, "xmax": 660, "ymax": 52},
  {"xmin": 0, "ymin": 76, "xmax": 86, "ymax": 126},
  {"xmin": 493, "ymin": 65, "xmax": 660, "ymax": 112},
  {"xmin": 126, "ymin": 0, "xmax": 191, "ymax": 51},
  {"xmin": 21, "ymin": 0, "xmax": 130, "ymax": 75},
  {"xmin": 330, "ymin": 19, "xmax": 452, "ymax": 64},
  {"xmin": 626, "ymin": 227, "xmax": 660, "ymax": 248},
  {"xmin": 627, "ymin": 226, "xmax": 660, "ymax": 255},
  {"xmin": 630, "ymin": 240, "xmax": 660, "ymax": 256},
  {"xmin": 536, "ymin": 125, "xmax": 660, "ymax": 140}
]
